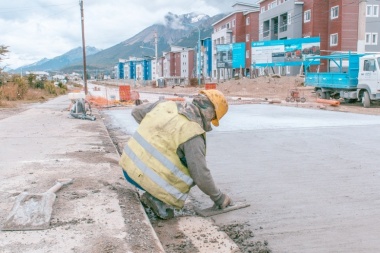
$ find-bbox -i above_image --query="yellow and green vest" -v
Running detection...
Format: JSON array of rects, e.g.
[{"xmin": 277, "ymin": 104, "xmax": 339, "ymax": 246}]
[{"xmin": 119, "ymin": 101, "xmax": 205, "ymax": 208}]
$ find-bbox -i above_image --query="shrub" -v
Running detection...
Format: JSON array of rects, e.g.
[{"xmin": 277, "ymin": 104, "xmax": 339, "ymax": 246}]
[
  {"xmin": 44, "ymin": 82, "xmax": 57, "ymax": 95},
  {"xmin": 0, "ymin": 75, "xmax": 29, "ymax": 101},
  {"xmin": 12, "ymin": 76, "xmax": 28, "ymax": 99},
  {"xmin": 34, "ymin": 80, "xmax": 44, "ymax": 89},
  {"xmin": 0, "ymin": 83, "xmax": 18, "ymax": 101}
]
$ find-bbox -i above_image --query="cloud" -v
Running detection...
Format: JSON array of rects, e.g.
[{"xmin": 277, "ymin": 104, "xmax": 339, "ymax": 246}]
[{"xmin": 0, "ymin": 0, "xmax": 238, "ymax": 69}]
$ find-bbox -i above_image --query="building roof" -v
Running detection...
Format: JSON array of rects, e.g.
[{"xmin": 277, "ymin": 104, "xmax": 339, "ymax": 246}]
[
  {"xmin": 232, "ymin": 2, "xmax": 260, "ymax": 8},
  {"xmin": 212, "ymin": 2, "xmax": 260, "ymax": 26}
]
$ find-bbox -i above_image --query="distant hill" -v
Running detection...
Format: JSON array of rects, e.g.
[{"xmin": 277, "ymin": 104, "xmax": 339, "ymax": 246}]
[
  {"xmin": 12, "ymin": 46, "xmax": 101, "ymax": 73},
  {"xmin": 12, "ymin": 12, "xmax": 227, "ymax": 74}
]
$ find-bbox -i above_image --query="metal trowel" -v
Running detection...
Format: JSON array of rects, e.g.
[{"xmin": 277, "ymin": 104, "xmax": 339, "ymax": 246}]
[
  {"xmin": 2, "ymin": 178, "xmax": 73, "ymax": 231},
  {"xmin": 195, "ymin": 201, "xmax": 250, "ymax": 217}
]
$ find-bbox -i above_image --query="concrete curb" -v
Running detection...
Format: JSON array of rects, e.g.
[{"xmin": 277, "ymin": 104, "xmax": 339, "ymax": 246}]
[{"xmin": 96, "ymin": 107, "xmax": 165, "ymax": 252}]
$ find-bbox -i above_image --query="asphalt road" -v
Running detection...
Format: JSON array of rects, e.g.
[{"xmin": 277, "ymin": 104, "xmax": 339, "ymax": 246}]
[{"xmin": 104, "ymin": 103, "xmax": 380, "ymax": 253}]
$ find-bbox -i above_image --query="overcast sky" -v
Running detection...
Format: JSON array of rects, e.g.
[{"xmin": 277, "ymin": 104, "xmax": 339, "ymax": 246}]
[{"xmin": 0, "ymin": 0, "xmax": 244, "ymax": 70}]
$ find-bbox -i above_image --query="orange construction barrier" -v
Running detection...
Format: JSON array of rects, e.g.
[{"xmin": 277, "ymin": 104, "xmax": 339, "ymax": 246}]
[
  {"xmin": 205, "ymin": 83, "xmax": 217, "ymax": 90},
  {"xmin": 316, "ymin": 98, "xmax": 340, "ymax": 106},
  {"xmin": 119, "ymin": 85, "xmax": 131, "ymax": 101}
]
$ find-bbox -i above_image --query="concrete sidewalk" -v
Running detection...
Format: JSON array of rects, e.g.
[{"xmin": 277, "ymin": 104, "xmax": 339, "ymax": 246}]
[{"xmin": 0, "ymin": 95, "xmax": 164, "ymax": 253}]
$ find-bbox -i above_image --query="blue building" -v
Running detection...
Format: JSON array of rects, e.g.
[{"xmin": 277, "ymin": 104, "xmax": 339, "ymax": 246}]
[
  {"xmin": 117, "ymin": 58, "xmax": 152, "ymax": 81},
  {"xmin": 201, "ymin": 37, "xmax": 212, "ymax": 79}
]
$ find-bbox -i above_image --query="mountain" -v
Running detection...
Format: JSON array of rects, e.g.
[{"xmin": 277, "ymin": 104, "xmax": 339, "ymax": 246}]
[
  {"xmin": 13, "ymin": 46, "xmax": 101, "ymax": 73},
  {"xmin": 13, "ymin": 12, "xmax": 227, "ymax": 74}
]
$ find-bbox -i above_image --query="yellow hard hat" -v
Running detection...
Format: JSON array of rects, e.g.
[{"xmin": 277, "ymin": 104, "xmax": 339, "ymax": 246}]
[{"xmin": 200, "ymin": 89, "xmax": 228, "ymax": 126}]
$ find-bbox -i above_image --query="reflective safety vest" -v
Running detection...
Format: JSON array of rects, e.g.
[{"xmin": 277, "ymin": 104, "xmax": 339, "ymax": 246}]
[{"xmin": 119, "ymin": 101, "xmax": 205, "ymax": 208}]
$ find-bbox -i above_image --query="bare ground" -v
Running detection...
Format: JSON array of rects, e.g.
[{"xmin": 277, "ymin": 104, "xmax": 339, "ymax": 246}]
[{"xmin": 130, "ymin": 75, "xmax": 380, "ymax": 115}]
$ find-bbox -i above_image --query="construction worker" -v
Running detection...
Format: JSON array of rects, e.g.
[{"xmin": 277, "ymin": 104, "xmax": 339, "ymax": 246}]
[{"xmin": 119, "ymin": 89, "xmax": 232, "ymax": 219}]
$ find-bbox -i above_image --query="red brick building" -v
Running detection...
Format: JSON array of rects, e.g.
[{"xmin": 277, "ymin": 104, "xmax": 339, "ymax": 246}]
[{"xmin": 211, "ymin": 3, "xmax": 260, "ymax": 79}]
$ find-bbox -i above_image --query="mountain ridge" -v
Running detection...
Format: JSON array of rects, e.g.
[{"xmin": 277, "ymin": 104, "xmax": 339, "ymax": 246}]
[{"xmin": 12, "ymin": 12, "xmax": 227, "ymax": 74}]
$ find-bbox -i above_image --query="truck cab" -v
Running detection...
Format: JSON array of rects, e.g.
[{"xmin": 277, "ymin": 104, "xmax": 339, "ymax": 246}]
[{"xmin": 357, "ymin": 55, "xmax": 380, "ymax": 107}]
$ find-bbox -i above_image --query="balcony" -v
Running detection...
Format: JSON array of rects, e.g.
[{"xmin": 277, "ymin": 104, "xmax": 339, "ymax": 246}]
[
  {"xmin": 279, "ymin": 24, "xmax": 287, "ymax": 33},
  {"xmin": 263, "ymin": 29, "xmax": 270, "ymax": 39}
]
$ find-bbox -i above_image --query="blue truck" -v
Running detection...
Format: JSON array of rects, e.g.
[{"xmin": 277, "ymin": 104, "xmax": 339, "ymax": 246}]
[{"xmin": 304, "ymin": 53, "xmax": 380, "ymax": 108}]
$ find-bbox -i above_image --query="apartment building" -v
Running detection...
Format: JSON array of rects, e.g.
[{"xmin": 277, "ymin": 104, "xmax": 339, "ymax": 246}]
[
  {"xmin": 118, "ymin": 57, "xmax": 151, "ymax": 81},
  {"xmin": 259, "ymin": 0, "xmax": 303, "ymax": 41},
  {"xmin": 211, "ymin": 3, "xmax": 260, "ymax": 80},
  {"xmin": 161, "ymin": 46, "xmax": 195, "ymax": 84},
  {"xmin": 365, "ymin": 0, "xmax": 380, "ymax": 52},
  {"xmin": 258, "ymin": 0, "xmax": 380, "ymax": 73}
]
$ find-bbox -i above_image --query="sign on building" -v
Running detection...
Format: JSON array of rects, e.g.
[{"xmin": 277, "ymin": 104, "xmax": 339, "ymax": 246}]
[
  {"xmin": 216, "ymin": 44, "xmax": 232, "ymax": 68},
  {"xmin": 251, "ymin": 37, "xmax": 320, "ymax": 67},
  {"xmin": 232, "ymin": 43, "xmax": 246, "ymax": 68}
]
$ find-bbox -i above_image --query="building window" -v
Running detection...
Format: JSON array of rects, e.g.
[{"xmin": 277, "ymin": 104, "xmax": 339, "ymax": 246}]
[
  {"xmin": 246, "ymin": 34, "xmax": 250, "ymax": 42},
  {"xmin": 246, "ymin": 17, "xmax": 250, "ymax": 25},
  {"xmin": 366, "ymin": 33, "xmax": 378, "ymax": 45},
  {"xmin": 261, "ymin": 7, "xmax": 265, "ymax": 13},
  {"xmin": 372, "ymin": 33, "xmax": 378, "ymax": 45},
  {"xmin": 232, "ymin": 19, "xmax": 236, "ymax": 27},
  {"xmin": 304, "ymin": 10, "xmax": 311, "ymax": 23},
  {"xmin": 365, "ymin": 33, "xmax": 371, "ymax": 44},
  {"xmin": 331, "ymin": 6, "xmax": 339, "ymax": 19},
  {"xmin": 246, "ymin": 50, "xmax": 249, "ymax": 59},
  {"xmin": 268, "ymin": 1, "xmax": 278, "ymax": 9},
  {"xmin": 367, "ymin": 5, "xmax": 373, "ymax": 16},
  {"xmin": 374, "ymin": 5, "xmax": 379, "ymax": 17},
  {"xmin": 330, "ymin": 33, "xmax": 338, "ymax": 46},
  {"xmin": 367, "ymin": 5, "xmax": 379, "ymax": 17}
]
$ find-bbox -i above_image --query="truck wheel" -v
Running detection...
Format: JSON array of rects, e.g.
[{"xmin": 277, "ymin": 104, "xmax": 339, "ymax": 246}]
[
  {"xmin": 324, "ymin": 92, "xmax": 330, "ymax": 99},
  {"xmin": 316, "ymin": 90, "xmax": 325, "ymax": 99},
  {"xmin": 362, "ymin": 91, "xmax": 371, "ymax": 108}
]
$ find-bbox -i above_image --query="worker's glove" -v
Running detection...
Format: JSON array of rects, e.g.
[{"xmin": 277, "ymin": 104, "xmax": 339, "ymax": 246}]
[{"xmin": 214, "ymin": 193, "xmax": 233, "ymax": 209}]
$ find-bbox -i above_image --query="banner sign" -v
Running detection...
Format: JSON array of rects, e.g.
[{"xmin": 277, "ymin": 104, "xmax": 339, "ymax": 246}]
[
  {"xmin": 216, "ymin": 44, "xmax": 232, "ymax": 68},
  {"xmin": 232, "ymin": 43, "xmax": 246, "ymax": 68},
  {"xmin": 251, "ymin": 37, "xmax": 320, "ymax": 67}
]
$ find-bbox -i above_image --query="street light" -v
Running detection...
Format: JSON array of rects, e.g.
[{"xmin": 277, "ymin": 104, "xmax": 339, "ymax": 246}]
[
  {"xmin": 140, "ymin": 32, "xmax": 158, "ymax": 86},
  {"xmin": 185, "ymin": 24, "xmax": 201, "ymax": 86}
]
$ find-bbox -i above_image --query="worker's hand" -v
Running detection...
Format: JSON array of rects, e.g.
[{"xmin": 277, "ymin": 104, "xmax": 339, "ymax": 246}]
[{"xmin": 215, "ymin": 193, "xmax": 233, "ymax": 209}]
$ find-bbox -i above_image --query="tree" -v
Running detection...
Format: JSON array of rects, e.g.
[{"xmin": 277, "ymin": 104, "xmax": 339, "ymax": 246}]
[
  {"xmin": 0, "ymin": 45, "xmax": 9, "ymax": 85},
  {"xmin": 0, "ymin": 45, "xmax": 9, "ymax": 66}
]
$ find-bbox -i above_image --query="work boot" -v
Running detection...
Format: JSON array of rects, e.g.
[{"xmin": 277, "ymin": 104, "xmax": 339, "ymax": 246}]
[{"xmin": 140, "ymin": 192, "xmax": 174, "ymax": 219}]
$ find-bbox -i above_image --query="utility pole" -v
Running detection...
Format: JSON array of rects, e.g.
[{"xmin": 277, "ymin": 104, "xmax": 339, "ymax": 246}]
[
  {"xmin": 154, "ymin": 31, "xmax": 158, "ymax": 87},
  {"xmin": 79, "ymin": 0, "xmax": 88, "ymax": 95},
  {"xmin": 357, "ymin": 0, "xmax": 367, "ymax": 53},
  {"xmin": 197, "ymin": 30, "xmax": 201, "ymax": 86}
]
